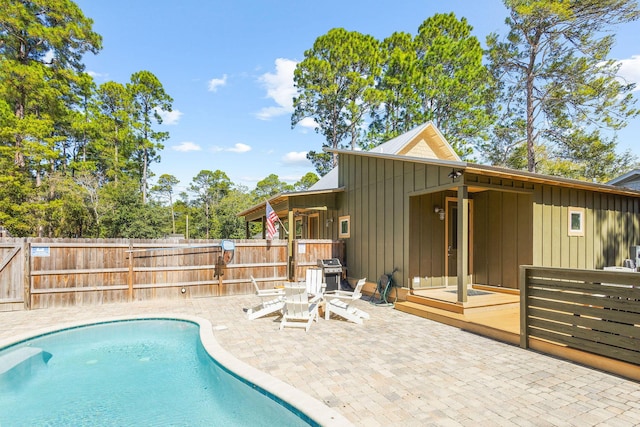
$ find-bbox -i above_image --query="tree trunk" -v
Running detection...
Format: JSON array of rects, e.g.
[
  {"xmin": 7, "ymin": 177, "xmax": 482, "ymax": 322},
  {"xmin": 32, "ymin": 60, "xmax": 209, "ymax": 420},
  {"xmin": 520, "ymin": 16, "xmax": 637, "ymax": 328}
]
[
  {"xmin": 169, "ymin": 194, "xmax": 176, "ymax": 234},
  {"xmin": 142, "ymin": 147, "xmax": 148, "ymax": 204},
  {"xmin": 526, "ymin": 74, "xmax": 535, "ymax": 173},
  {"xmin": 526, "ymin": 33, "xmax": 541, "ymax": 174}
]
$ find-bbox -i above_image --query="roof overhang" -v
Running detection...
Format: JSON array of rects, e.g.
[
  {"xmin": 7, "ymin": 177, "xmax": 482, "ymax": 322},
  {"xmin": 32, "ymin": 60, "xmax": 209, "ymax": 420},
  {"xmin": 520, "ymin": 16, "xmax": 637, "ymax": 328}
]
[
  {"xmin": 607, "ymin": 169, "xmax": 640, "ymax": 186},
  {"xmin": 327, "ymin": 148, "xmax": 640, "ymax": 198},
  {"xmin": 237, "ymin": 187, "xmax": 344, "ymax": 220}
]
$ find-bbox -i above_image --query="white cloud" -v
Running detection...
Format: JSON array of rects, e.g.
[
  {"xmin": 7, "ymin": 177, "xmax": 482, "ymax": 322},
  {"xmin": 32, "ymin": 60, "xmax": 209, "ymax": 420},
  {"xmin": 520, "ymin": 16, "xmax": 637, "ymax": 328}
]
[
  {"xmin": 297, "ymin": 117, "xmax": 317, "ymax": 130},
  {"xmin": 86, "ymin": 70, "xmax": 108, "ymax": 81},
  {"xmin": 256, "ymin": 58, "xmax": 298, "ymax": 120},
  {"xmin": 228, "ymin": 143, "xmax": 252, "ymax": 153},
  {"xmin": 208, "ymin": 74, "xmax": 228, "ymax": 92},
  {"xmin": 282, "ymin": 151, "xmax": 309, "ymax": 165},
  {"xmin": 211, "ymin": 143, "xmax": 252, "ymax": 153},
  {"xmin": 155, "ymin": 108, "xmax": 183, "ymax": 125},
  {"xmin": 618, "ymin": 55, "xmax": 640, "ymax": 91},
  {"xmin": 172, "ymin": 141, "xmax": 201, "ymax": 152},
  {"xmin": 43, "ymin": 50, "xmax": 54, "ymax": 64}
]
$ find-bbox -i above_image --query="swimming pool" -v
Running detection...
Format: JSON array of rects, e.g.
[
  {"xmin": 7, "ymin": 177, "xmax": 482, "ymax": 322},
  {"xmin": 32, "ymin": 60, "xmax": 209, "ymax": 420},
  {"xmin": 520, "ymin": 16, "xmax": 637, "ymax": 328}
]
[{"xmin": 0, "ymin": 317, "xmax": 345, "ymax": 426}]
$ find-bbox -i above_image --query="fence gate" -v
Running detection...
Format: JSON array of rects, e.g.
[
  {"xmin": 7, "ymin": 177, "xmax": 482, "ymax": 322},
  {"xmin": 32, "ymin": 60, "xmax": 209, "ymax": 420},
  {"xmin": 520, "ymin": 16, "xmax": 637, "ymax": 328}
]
[{"xmin": 0, "ymin": 242, "xmax": 25, "ymax": 311}]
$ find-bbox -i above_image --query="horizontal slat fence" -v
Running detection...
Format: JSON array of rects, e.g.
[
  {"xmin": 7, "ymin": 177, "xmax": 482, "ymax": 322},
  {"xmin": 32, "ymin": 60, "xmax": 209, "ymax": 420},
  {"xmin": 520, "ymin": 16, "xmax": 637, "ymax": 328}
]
[
  {"xmin": 0, "ymin": 238, "xmax": 343, "ymax": 310},
  {"xmin": 520, "ymin": 266, "xmax": 639, "ymax": 366}
]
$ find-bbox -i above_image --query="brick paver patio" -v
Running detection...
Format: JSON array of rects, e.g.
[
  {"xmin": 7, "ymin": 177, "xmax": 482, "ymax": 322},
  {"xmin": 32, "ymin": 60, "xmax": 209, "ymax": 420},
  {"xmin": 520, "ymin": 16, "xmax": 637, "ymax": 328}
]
[{"xmin": 1, "ymin": 295, "xmax": 639, "ymax": 426}]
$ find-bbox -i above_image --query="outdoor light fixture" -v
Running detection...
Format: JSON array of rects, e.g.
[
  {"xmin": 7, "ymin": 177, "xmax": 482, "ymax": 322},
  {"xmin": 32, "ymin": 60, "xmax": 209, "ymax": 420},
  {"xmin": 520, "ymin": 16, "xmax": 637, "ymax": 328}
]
[
  {"xmin": 448, "ymin": 169, "xmax": 463, "ymax": 181},
  {"xmin": 434, "ymin": 206, "xmax": 445, "ymax": 221}
]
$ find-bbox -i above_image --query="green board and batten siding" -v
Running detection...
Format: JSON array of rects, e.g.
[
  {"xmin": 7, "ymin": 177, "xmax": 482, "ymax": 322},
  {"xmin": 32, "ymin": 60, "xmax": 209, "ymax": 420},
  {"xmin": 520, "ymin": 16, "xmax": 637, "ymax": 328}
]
[
  {"xmin": 338, "ymin": 154, "xmax": 457, "ymax": 288},
  {"xmin": 472, "ymin": 190, "xmax": 533, "ymax": 289},
  {"xmin": 338, "ymin": 152, "xmax": 640, "ymax": 290},
  {"xmin": 533, "ymin": 185, "xmax": 640, "ymax": 270}
]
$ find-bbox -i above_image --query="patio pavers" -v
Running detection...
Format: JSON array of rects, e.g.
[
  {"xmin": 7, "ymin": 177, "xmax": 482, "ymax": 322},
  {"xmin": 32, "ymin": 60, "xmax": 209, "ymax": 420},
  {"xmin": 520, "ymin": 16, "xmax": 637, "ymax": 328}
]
[{"xmin": 1, "ymin": 295, "xmax": 639, "ymax": 426}]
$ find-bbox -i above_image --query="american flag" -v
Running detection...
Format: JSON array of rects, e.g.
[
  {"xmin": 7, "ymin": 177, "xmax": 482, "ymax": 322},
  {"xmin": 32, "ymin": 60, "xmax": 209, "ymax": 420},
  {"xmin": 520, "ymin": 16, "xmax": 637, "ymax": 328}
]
[{"xmin": 265, "ymin": 200, "xmax": 278, "ymax": 240}]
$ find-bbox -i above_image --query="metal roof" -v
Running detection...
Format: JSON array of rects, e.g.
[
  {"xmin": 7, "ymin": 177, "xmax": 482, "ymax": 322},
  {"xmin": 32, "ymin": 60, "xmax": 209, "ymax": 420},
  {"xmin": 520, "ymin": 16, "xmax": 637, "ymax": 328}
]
[
  {"xmin": 370, "ymin": 121, "xmax": 461, "ymax": 161},
  {"xmin": 326, "ymin": 147, "xmax": 640, "ymax": 198},
  {"xmin": 607, "ymin": 169, "xmax": 640, "ymax": 186},
  {"xmin": 308, "ymin": 166, "xmax": 339, "ymax": 191}
]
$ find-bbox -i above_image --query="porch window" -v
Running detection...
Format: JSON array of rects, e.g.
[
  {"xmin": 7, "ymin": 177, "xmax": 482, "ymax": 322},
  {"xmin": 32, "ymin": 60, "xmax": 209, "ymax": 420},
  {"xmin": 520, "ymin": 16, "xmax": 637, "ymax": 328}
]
[
  {"xmin": 295, "ymin": 218, "xmax": 303, "ymax": 239},
  {"xmin": 339, "ymin": 215, "xmax": 350, "ymax": 238},
  {"xmin": 568, "ymin": 207, "xmax": 584, "ymax": 237}
]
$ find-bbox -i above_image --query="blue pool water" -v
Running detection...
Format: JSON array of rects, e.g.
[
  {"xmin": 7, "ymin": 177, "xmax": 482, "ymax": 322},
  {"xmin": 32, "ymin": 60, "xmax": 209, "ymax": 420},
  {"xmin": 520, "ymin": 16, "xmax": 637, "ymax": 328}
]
[{"xmin": 0, "ymin": 320, "xmax": 311, "ymax": 426}]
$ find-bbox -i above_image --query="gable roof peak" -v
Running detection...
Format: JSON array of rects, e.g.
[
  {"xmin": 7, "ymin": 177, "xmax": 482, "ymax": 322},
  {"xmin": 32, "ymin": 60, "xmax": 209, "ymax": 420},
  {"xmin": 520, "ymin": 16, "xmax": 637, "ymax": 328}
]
[{"xmin": 370, "ymin": 122, "xmax": 460, "ymax": 161}]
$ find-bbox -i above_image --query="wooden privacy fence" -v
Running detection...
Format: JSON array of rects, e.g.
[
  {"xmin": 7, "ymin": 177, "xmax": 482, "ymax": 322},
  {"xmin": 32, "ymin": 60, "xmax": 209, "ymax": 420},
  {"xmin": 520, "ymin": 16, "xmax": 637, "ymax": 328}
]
[
  {"xmin": 520, "ymin": 266, "xmax": 639, "ymax": 369},
  {"xmin": 0, "ymin": 238, "xmax": 343, "ymax": 311}
]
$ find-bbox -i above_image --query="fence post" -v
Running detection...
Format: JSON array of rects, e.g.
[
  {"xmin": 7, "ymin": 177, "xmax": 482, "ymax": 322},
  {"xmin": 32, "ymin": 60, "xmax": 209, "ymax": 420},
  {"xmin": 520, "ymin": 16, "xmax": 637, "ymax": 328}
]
[
  {"xmin": 23, "ymin": 238, "xmax": 31, "ymax": 310},
  {"xmin": 128, "ymin": 240, "xmax": 133, "ymax": 302},
  {"xmin": 519, "ymin": 265, "xmax": 528, "ymax": 349}
]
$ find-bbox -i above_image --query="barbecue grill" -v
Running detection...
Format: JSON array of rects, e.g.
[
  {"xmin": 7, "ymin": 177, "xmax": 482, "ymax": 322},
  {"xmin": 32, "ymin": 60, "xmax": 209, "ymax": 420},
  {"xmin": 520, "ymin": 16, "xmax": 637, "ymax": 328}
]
[{"xmin": 317, "ymin": 258, "xmax": 343, "ymax": 292}]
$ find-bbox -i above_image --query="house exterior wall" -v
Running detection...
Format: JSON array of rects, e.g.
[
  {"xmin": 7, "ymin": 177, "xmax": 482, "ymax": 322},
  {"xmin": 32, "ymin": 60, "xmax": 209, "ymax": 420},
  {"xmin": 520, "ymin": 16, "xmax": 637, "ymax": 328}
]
[
  {"xmin": 338, "ymin": 154, "xmax": 455, "ymax": 288},
  {"xmin": 532, "ymin": 185, "xmax": 640, "ymax": 269},
  {"xmin": 339, "ymin": 152, "xmax": 640, "ymax": 290},
  {"xmin": 408, "ymin": 192, "xmax": 447, "ymax": 287},
  {"xmin": 473, "ymin": 191, "xmax": 533, "ymax": 288}
]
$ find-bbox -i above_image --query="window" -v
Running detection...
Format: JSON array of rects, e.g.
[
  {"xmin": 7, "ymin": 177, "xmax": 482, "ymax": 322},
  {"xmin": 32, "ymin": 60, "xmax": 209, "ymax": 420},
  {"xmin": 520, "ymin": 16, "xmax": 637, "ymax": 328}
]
[
  {"xmin": 295, "ymin": 218, "xmax": 303, "ymax": 239},
  {"xmin": 568, "ymin": 207, "xmax": 584, "ymax": 237},
  {"xmin": 338, "ymin": 215, "xmax": 350, "ymax": 238}
]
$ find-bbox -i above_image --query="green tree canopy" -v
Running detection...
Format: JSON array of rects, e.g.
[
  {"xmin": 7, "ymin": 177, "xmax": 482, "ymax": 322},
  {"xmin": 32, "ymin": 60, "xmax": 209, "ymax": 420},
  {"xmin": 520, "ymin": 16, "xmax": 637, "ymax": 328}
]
[
  {"xmin": 292, "ymin": 28, "xmax": 383, "ymax": 174},
  {"xmin": 484, "ymin": 0, "xmax": 640, "ymax": 181},
  {"xmin": 128, "ymin": 70, "xmax": 173, "ymax": 203},
  {"xmin": 252, "ymin": 173, "xmax": 294, "ymax": 201},
  {"xmin": 188, "ymin": 170, "xmax": 231, "ymax": 239},
  {"xmin": 151, "ymin": 173, "xmax": 179, "ymax": 234},
  {"xmin": 294, "ymin": 172, "xmax": 319, "ymax": 191},
  {"xmin": 412, "ymin": 13, "xmax": 495, "ymax": 157}
]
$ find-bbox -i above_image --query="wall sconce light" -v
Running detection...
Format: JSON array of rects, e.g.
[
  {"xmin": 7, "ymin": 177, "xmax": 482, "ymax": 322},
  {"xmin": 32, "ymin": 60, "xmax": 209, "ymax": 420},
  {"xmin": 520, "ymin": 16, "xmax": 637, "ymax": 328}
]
[
  {"xmin": 448, "ymin": 168, "xmax": 463, "ymax": 181},
  {"xmin": 325, "ymin": 218, "xmax": 334, "ymax": 227},
  {"xmin": 434, "ymin": 206, "xmax": 445, "ymax": 221}
]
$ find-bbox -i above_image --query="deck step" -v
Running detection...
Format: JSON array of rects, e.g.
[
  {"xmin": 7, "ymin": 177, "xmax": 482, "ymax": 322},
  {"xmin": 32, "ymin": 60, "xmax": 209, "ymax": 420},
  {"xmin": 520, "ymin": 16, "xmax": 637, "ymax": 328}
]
[
  {"xmin": 395, "ymin": 301, "xmax": 465, "ymax": 326},
  {"xmin": 395, "ymin": 301, "xmax": 521, "ymax": 346},
  {"xmin": 406, "ymin": 294, "xmax": 464, "ymax": 314}
]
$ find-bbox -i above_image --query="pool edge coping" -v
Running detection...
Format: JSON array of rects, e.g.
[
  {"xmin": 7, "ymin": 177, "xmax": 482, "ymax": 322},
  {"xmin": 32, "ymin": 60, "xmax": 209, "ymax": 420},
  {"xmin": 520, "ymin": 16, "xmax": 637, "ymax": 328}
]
[{"xmin": 0, "ymin": 314, "xmax": 354, "ymax": 427}]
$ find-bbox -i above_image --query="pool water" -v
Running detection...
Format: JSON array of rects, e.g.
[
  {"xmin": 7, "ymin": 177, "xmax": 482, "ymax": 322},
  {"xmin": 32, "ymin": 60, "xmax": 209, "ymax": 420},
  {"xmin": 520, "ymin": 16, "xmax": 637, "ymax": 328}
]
[{"xmin": 0, "ymin": 320, "xmax": 311, "ymax": 426}]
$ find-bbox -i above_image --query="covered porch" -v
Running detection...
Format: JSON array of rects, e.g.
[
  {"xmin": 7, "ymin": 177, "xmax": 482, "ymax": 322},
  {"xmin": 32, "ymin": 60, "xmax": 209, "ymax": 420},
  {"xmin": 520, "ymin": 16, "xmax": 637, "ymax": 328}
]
[{"xmin": 406, "ymin": 172, "xmax": 534, "ymax": 307}]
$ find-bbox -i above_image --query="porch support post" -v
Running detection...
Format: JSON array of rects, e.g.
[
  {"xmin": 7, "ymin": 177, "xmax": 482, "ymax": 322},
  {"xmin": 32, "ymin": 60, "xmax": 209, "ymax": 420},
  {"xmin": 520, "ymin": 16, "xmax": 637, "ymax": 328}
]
[
  {"xmin": 288, "ymin": 210, "xmax": 294, "ymax": 281},
  {"xmin": 457, "ymin": 185, "xmax": 469, "ymax": 303}
]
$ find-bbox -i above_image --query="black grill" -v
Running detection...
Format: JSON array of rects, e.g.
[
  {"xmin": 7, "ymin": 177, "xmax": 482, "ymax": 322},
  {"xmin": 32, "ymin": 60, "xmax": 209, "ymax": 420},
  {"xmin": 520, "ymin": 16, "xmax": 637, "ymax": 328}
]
[{"xmin": 317, "ymin": 258, "xmax": 343, "ymax": 292}]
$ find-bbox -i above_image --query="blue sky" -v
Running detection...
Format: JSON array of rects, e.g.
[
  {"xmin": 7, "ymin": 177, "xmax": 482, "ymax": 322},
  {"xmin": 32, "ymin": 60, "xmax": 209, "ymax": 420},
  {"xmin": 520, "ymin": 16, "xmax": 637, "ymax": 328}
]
[{"xmin": 74, "ymin": 0, "xmax": 640, "ymax": 193}]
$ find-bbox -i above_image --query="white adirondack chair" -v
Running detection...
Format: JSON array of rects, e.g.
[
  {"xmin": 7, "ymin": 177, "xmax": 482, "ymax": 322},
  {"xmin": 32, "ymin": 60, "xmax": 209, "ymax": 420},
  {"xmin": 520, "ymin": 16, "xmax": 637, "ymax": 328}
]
[
  {"xmin": 245, "ymin": 276, "xmax": 285, "ymax": 320},
  {"xmin": 324, "ymin": 278, "xmax": 370, "ymax": 324},
  {"xmin": 279, "ymin": 283, "xmax": 320, "ymax": 332}
]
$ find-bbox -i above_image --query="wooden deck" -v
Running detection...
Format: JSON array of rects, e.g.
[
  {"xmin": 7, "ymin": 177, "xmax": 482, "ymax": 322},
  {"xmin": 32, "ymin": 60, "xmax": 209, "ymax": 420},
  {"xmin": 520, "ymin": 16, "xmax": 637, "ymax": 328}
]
[
  {"xmin": 393, "ymin": 282, "xmax": 639, "ymax": 381},
  {"xmin": 394, "ymin": 285, "xmax": 521, "ymax": 345}
]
